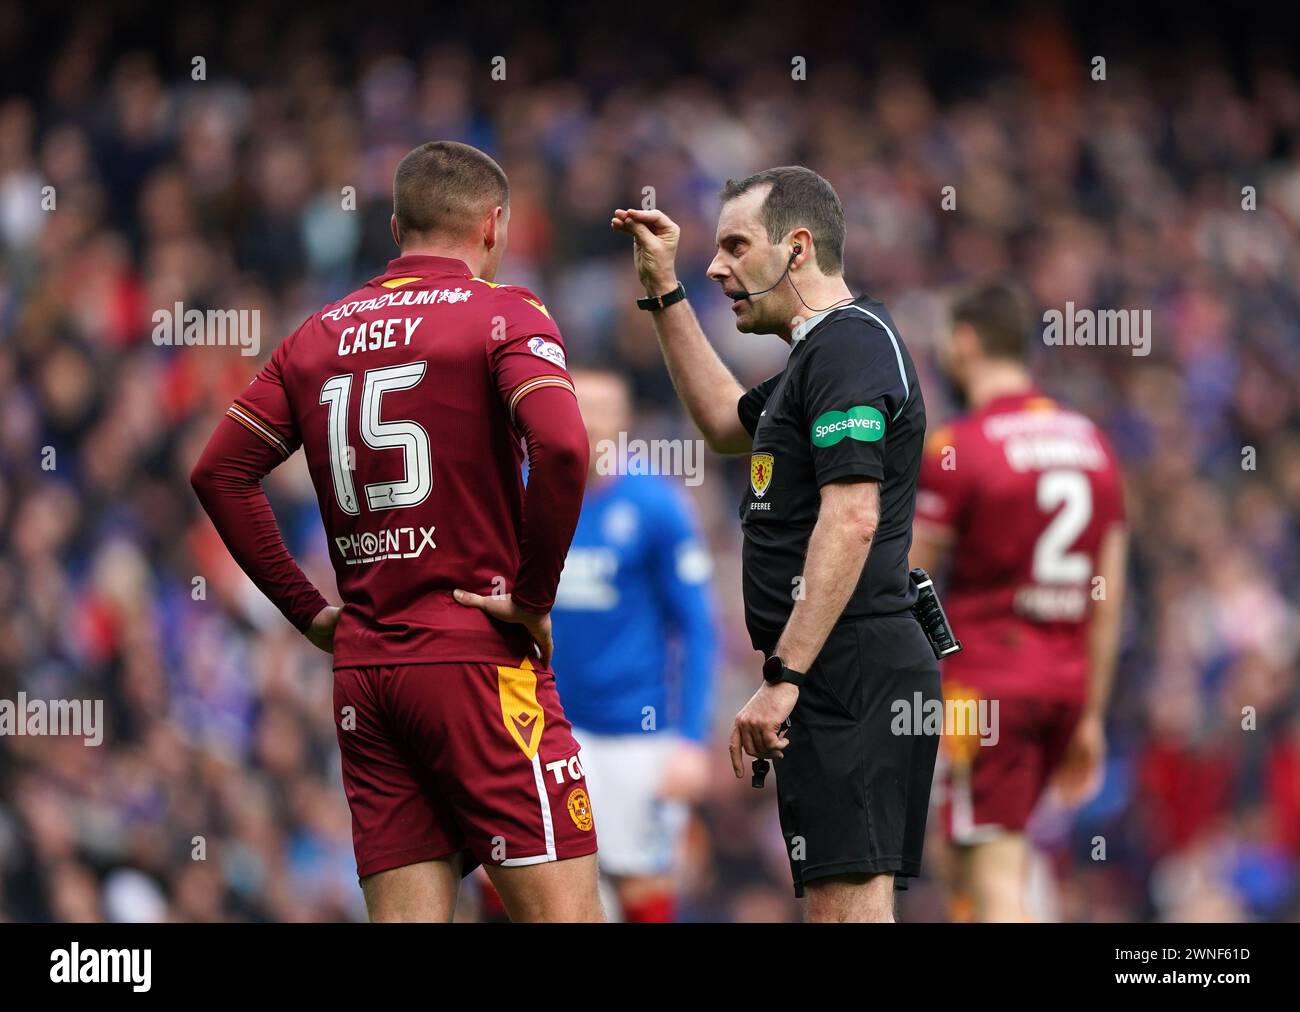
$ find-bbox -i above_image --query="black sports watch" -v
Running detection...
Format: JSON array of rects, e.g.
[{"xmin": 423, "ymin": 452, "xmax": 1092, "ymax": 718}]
[
  {"xmin": 762, "ymin": 654, "xmax": 805, "ymax": 688},
  {"xmin": 636, "ymin": 281, "xmax": 687, "ymax": 311}
]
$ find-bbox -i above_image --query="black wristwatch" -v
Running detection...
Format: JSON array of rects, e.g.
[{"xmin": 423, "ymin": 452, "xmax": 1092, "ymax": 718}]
[
  {"xmin": 762, "ymin": 654, "xmax": 805, "ymax": 688},
  {"xmin": 636, "ymin": 281, "xmax": 687, "ymax": 311}
]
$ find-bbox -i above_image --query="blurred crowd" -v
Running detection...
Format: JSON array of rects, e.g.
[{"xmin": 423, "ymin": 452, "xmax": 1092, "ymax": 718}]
[{"xmin": 1, "ymin": 2, "xmax": 1299, "ymax": 921}]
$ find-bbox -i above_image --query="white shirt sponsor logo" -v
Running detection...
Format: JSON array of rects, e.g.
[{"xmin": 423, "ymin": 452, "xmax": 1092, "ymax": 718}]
[
  {"xmin": 321, "ymin": 287, "xmax": 471, "ymax": 321},
  {"xmin": 554, "ymin": 548, "xmax": 619, "ymax": 610}
]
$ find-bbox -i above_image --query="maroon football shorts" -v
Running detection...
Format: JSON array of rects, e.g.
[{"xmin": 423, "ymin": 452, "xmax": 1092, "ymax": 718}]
[
  {"xmin": 332, "ymin": 657, "xmax": 598, "ymax": 879},
  {"xmin": 938, "ymin": 687, "xmax": 1084, "ymax": 843}
]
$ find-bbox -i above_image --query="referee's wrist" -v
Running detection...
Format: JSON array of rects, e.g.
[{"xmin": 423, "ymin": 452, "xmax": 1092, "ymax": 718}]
[
  {"xmin": 763, "ymin": 653, "xmax": 806, "ymax": 688},
  {"xmin": 643, "ymin": 275, "xmax": 680, "ymax": 299},
  {"xmin": 772, "ymin": 642, "xmax": 809, "ymax": 673}
]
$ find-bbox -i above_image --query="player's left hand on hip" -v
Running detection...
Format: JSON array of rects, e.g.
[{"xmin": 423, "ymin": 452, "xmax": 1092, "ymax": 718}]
[
  {"xmin": 453, "ymin": 589, "xmax": 554, "ymax": 668},
  {"xmin": 728, "ymin": 682, "xmax": 798, "ymax": 777}
]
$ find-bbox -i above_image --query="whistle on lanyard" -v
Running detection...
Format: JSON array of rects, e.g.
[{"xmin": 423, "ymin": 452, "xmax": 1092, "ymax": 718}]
[{"xmin": 750, "ymin": 718, "xmax": 791, "ymax": 788}]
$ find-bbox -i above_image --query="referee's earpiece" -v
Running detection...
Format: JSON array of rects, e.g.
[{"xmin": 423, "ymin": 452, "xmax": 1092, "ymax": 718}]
[{"xmin": 728, "ymin": 243, "xmax": 803, "ymax": 302}]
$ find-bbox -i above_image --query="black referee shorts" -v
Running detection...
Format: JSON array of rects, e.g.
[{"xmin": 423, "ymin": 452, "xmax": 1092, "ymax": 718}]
[{"xmin": 773, "ymin": 612, "xmax": 941, "ymax": 897}]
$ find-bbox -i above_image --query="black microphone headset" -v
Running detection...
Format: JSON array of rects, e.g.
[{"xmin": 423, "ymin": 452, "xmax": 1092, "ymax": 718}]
[
  {"xmin": 726, "ymin": 245, "xmax": 801, "ymax": 302},
  {"xmin": 727, "ymin": 243, "xmax": 860, "ymax": 316}
]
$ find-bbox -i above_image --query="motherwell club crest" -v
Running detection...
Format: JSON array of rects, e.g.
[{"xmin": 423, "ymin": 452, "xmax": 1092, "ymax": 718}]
[
  {"xmin": 750, "ymin": 452, "xmax": 774, "ymax": 497},
  {"xmin": 566, "ymin": 787, "xmax": 593, "ymax": 832}
]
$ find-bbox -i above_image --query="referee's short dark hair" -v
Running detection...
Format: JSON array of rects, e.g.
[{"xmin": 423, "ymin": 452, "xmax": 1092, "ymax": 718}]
[
  {"xmin": 720, "ymin": 167, "xmax": 846, "ymax": 275},
  {"xmin": 949, "ymin": 280, "xmax": 1034, "ymax": 361},
  {"xmin": 393, "ymin": 141, "xmax": 509, "ymax": 242}
]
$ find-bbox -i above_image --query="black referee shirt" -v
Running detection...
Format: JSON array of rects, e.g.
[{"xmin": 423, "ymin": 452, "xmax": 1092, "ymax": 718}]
[{"xmin": 736, "ymin": 295, "xmax": 926, "ymax": 651}]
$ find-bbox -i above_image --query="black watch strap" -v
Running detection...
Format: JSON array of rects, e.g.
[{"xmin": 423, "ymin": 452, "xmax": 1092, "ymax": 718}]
[
  {"xmin": 763, "ymin": 654, "xmax": 806, "ymax": 687},
  {"xmin": 636, "ymin": 281, "xmax": 686, "ymax": 311}
]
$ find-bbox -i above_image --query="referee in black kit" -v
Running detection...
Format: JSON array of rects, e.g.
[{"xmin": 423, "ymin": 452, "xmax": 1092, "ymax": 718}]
[{"xmin": 612, "ymin": 167, "xmax": 941, "ymax": 922}]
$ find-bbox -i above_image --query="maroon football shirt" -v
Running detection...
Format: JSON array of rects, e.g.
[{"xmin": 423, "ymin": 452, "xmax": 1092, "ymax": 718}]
[
  {"xmin": 915, "ymin": 391, "xmax": 1125, "ymax": 700},
  {"xmin": 207, "ymin": 254, "xmax": 584, "ymax": 667}
]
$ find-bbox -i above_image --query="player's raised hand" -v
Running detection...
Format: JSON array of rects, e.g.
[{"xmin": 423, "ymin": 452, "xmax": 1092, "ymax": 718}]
[
  {"xmin": 453, "ymin": 589, "xmax": 554, "ymax": 668},
  {"xmin": 305, "ymin": 604, "xmax": 341, "ymax": 654},
  {"xmin": 610, "ymin": 208, "xmax": 681, "ymax": 294}
]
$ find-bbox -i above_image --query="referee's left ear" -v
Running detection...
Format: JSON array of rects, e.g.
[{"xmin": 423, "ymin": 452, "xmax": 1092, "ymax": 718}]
[{"xmin": 788, "ymin": 228, "xmax": 814, "ymax": 271}]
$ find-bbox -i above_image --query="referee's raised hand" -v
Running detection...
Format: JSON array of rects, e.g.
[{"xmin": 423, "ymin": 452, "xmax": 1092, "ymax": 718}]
[
  {"xmin": 729, "ymin": 682, "xmax": 798, "ymax": 777},
  {"xmin": 610, "ymin": 208, "xmax": 681, "ymax": 293}
]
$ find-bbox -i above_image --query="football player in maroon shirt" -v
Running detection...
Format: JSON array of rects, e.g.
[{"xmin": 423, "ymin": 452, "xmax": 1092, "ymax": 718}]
[
  {"xmin": 192, "ymin": 141, "xmax": 603, "ymax": 922},
  {"xmin": 912, "ymin": 281, "xmax": 1128, "ymax": 922}
]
